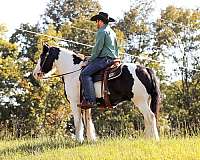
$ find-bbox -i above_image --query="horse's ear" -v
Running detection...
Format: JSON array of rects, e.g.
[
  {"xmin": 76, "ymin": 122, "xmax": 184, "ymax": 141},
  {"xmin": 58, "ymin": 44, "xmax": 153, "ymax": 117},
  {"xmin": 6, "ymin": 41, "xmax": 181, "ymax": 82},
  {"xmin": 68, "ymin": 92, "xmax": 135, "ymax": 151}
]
[{"xmin": 43, "ymin": 43, "xmax": 49, "ymax": 53}]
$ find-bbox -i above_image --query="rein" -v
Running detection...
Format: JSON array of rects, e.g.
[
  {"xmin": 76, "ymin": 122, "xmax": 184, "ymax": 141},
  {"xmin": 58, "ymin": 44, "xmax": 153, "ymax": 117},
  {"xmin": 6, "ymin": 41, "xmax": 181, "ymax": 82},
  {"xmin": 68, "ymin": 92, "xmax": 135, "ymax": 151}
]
[{"xmin": 42, "ymin": 68, "xmax": 82, "ymax": 79}]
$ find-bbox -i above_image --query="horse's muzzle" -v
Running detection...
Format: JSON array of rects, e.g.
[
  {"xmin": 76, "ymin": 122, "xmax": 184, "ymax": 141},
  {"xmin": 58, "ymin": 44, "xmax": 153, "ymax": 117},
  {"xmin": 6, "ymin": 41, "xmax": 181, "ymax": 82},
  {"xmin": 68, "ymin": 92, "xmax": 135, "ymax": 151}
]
[{"xmin": 33, "ymin": 72, "xmax": 44, "ymax": 80}]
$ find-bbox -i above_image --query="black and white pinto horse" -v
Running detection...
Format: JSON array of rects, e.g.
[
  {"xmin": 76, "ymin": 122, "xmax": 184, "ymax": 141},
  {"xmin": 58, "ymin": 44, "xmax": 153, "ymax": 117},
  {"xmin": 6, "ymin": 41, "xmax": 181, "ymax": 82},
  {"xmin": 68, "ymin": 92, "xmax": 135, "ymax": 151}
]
[{"xmin": 33, "ymin": 45, "xmax": 161, "ymax": 142}]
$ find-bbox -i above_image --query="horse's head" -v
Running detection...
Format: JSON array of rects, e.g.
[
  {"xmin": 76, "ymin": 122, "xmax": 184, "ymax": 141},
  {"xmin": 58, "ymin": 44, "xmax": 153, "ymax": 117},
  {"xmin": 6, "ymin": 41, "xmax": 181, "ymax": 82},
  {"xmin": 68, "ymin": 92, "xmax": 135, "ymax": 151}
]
[{"xmin": 33, "ymin": 44, "xmax": 59, "ymax": 79}]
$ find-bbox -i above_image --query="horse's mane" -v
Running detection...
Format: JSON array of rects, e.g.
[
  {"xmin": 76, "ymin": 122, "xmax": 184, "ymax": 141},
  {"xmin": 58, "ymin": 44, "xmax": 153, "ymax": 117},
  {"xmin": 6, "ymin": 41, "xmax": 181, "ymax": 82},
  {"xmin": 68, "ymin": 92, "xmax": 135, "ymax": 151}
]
[
  {"xmin": 58, "ymin": 46, "xmax": 86, "ymax": 61},
  {"xmin": 76, "ymin": 53, "xmax": 85, "ymax": 61}
]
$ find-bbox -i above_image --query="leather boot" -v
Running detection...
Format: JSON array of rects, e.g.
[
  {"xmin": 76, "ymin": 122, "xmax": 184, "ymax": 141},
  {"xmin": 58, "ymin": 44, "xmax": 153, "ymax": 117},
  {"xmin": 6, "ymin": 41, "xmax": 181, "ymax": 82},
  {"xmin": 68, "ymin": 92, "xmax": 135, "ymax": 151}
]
[{"xmin": 77, "ymin": 100, "xmax": 97, "ymax": 109}]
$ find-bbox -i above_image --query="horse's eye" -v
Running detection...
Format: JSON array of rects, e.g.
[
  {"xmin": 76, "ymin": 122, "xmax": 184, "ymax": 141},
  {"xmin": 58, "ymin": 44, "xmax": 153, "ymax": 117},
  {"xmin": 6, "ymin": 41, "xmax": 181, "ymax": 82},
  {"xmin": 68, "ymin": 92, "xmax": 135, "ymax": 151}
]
[{"xmin": 40, "ymin": 53, "xmax": 45, "ymax": 58}]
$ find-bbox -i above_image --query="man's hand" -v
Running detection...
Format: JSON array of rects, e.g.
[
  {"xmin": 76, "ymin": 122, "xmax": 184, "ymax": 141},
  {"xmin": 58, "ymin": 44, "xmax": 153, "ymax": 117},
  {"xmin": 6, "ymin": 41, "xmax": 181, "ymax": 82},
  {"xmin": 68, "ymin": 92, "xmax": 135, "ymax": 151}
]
[{"xmin": 81, "ymin": 60, "xmax": 89, "ymax": 67}]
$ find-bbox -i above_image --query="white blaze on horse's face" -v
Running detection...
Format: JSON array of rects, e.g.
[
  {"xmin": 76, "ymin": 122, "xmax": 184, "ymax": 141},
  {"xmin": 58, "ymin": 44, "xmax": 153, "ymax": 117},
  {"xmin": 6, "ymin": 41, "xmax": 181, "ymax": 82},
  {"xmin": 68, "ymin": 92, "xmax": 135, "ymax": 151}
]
[{"xmin": 33, "ymin": 45, "xmax": 58, "ymax": 80}]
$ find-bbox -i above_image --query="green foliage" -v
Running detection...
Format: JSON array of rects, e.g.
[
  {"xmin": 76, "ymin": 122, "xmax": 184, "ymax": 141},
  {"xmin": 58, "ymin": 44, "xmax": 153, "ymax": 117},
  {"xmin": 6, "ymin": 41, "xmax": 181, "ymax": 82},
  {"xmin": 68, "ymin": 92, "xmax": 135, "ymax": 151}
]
[
  {"xmin": 155, "ymin": 7, "xmax": 200, "ymax": 134},
  {"xmin": 92, "ymin": 102, "xmax": 143, "ymax": 138},
  {"xmin": 9, "ymin": 23, "xmax": 40, "ymax": 62},
  {"xmin": 0, "ymin": 25, "xmax": 17, "ymax": 58},
  {"xmin": 42, "ymin": 0, "xmax": 101, "ymax": 32},
  {"xmin": 60, "ymin": 16, "xmax": 96, "ymax": 55},
  {"xmin": 155, "ymin": 6, "xmax": 200, "ymax": 50},
  {"xmin": 117, "ymin": 0, "xmax": 155, "ymax": 56},
  {"xmin": 116, "ymin": 0, "xmax": 164, "ymax": 81},
  {"xmin": 162, "ymin": 79, "xmax": 200, "ymax": 135},
  {"xmin": 40, "ymin": 0, "xmax": 101, "ymax": 55},
  {"xmin": 1, "ymin": 24, "xmax": 70, "ymax": 138}
]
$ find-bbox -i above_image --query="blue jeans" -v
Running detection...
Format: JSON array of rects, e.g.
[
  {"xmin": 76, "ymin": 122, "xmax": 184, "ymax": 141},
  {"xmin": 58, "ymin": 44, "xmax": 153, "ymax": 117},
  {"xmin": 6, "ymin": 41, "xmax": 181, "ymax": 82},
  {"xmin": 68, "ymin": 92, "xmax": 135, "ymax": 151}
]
[{"xmin": 79, "ymin": 57, "xmax": 114, "ymax": 103}]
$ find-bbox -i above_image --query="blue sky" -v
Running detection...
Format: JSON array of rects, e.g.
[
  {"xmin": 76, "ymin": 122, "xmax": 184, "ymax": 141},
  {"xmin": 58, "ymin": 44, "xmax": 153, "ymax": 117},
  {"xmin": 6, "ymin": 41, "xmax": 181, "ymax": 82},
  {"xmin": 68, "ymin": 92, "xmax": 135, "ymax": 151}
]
[{"xmin": 0, "ymin": 0, "xmax": 199, "ymax": 34}]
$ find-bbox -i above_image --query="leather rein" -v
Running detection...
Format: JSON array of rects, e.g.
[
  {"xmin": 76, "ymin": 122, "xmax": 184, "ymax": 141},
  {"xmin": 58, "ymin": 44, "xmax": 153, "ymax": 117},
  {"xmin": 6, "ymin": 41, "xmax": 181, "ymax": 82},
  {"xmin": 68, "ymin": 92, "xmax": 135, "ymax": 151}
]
[{"xmin": 42, "ymin": 68, "xmax": 82, "ymax": 79}]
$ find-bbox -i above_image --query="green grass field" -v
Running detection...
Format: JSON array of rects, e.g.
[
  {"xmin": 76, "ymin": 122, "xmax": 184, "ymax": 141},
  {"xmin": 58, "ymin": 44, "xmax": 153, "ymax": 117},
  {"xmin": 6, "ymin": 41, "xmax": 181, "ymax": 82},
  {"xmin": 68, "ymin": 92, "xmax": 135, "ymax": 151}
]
[{"xmin": 0, "ymin": 136, "xmax": 200, "ymax": 160}]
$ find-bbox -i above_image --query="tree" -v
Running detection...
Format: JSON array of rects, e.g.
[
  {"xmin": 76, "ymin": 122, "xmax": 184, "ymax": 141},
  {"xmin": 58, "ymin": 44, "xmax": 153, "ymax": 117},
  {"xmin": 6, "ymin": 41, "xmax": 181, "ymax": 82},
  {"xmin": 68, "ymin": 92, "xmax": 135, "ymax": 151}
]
[
  {"xmin": 0, "ymin": 23, "xmax": 71, "ymax": 138},
  {"xmin": 4, "ymin": 0, "xmax": 99, "ymax": 138},
  {"xmin": 0, "ymin": 24, "xmax": 17, "ymax": 58},
  {"xmin": 9, "ymin": 23, "xmax": 40, "ymax": 63},
  {"xmin": 155, "ymin": 6, "xmax": 200, "ymax": 134},
  {"xmin": 60, "ymin": 15, "xmax": 96, "ymax": 55},
  {"xmin": 42, "ymin": 0, "xmax": 101, "ymax": 32},
  {"xmin": 117, "ymin": 0, "xmax": 155, "ymax": 56},
  {"xmin": 115, "ymin": 0, "xmax": 165, "ymax": 78},
  {"xmin": 0, "ymin": 24, "xmax": 23, "ymax": 137}
]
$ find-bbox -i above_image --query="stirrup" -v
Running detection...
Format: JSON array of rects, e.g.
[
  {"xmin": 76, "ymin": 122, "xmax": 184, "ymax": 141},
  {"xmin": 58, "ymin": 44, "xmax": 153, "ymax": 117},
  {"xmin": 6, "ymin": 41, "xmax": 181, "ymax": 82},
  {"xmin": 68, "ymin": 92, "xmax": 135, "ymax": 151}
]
[{"xmin": 77, "ymin": 101, "xmax": 97, "ymax": 109}]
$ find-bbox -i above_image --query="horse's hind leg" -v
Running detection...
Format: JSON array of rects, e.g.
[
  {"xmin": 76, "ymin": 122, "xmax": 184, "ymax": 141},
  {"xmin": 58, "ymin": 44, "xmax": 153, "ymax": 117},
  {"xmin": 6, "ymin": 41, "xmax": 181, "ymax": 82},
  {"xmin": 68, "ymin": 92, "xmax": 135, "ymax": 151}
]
[{"xmin": 133, "ymin": 97, "xmax": 159, "ymax": 140}]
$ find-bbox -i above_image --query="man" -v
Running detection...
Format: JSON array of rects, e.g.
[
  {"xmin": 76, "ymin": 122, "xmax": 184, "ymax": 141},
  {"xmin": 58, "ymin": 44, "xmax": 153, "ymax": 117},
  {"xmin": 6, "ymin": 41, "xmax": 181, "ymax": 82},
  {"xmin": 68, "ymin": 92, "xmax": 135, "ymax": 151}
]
[{"xmin": 78, "ymin": 12, "xmax": 119, "ymax": 108}]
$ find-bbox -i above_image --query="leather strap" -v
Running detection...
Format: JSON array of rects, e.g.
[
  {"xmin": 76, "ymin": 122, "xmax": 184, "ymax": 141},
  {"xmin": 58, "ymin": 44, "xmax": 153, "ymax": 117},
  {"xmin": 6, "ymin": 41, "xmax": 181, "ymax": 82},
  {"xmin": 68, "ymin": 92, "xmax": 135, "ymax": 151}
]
[{"xmin": 103, "ymin": 69, "xmax": 112, "ymax": 109}]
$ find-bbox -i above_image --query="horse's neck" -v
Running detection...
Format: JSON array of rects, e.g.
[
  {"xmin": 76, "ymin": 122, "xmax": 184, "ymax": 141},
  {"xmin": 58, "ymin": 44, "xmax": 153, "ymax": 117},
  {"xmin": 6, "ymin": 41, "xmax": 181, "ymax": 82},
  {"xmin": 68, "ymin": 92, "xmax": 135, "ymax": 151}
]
[{"xmin": 56, "ymin": 50, "xmax": 82, "ymax": 80}]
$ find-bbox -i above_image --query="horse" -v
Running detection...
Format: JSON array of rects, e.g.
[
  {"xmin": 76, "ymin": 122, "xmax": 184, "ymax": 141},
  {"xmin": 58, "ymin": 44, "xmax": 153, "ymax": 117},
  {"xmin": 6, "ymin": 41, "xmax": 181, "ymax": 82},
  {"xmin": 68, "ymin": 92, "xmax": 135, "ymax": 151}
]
[{"xmin": 33, "ymin": 44, "xmax": 161, "ymax": 142}]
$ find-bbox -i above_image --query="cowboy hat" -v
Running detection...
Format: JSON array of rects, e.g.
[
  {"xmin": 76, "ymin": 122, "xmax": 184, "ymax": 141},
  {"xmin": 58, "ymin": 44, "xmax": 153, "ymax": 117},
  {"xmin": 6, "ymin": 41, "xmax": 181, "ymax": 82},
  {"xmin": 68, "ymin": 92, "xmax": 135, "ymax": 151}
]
[{"xmin": 90, "ymin": 12, "xmax": 115, "ymax": 23}]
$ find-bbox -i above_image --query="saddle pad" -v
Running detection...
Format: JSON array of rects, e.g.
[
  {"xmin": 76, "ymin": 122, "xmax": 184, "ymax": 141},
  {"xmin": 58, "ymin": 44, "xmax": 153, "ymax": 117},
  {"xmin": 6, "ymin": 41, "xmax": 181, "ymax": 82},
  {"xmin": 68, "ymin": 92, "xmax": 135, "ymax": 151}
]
[{"xmin": 92, "ymin": 65, "xmax": 123, "ymax": 82}]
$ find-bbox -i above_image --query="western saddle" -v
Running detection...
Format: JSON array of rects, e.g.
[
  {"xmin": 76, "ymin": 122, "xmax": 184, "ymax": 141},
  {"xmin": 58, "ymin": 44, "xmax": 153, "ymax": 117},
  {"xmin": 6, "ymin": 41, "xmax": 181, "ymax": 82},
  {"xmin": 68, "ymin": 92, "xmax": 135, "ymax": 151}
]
[
  {"xmin": 80, "ymin": 58, "xmax": 122, "ymax": 110},
  {"xmin": 100, "ymin": 59, "xmax": 121, "ymax": 109}
]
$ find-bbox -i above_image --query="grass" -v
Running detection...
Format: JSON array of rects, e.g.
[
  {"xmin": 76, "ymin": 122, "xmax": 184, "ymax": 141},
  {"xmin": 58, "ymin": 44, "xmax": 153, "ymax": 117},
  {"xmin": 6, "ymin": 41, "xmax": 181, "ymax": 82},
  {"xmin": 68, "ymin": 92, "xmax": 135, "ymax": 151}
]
[{"xmin": 0, "ymin": 136, "xmax": 200, "ymax": 160}]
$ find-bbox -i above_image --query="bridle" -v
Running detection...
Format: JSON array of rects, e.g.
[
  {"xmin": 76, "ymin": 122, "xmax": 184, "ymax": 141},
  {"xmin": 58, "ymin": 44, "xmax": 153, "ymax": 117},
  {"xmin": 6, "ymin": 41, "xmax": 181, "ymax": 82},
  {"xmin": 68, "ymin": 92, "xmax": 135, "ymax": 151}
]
[
  {"xmin": 38, "ymin": 45, "xmax": 83, "ymax": 79},
  {"xmin": 40, "ymin": 49, "xmax": 50, "ymax": 73}
]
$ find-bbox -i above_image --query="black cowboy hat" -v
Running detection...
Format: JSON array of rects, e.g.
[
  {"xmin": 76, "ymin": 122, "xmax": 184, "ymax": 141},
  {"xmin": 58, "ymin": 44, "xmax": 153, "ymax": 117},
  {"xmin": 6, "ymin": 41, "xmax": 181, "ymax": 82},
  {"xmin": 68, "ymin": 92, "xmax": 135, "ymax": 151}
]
[{"xmin": 90, "ymin": 12, "xmax": 115, "ymax": 23}]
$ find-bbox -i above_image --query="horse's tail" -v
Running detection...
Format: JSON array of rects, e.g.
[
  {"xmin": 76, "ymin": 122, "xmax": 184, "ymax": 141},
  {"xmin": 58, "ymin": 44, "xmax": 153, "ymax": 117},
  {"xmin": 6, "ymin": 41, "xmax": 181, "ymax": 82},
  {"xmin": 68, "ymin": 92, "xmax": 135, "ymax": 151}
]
[{"xmin": 146, "ymin": 68, "xmax": 161, "ymax": 119}]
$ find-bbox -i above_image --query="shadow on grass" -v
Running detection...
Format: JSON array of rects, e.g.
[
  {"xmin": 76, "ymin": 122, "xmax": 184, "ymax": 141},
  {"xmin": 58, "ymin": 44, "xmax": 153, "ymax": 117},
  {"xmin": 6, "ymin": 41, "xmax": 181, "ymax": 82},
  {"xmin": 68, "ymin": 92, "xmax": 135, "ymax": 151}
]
[{"xmin": 0, "ymin": 137, "xmax": 82, "ymax": 156}]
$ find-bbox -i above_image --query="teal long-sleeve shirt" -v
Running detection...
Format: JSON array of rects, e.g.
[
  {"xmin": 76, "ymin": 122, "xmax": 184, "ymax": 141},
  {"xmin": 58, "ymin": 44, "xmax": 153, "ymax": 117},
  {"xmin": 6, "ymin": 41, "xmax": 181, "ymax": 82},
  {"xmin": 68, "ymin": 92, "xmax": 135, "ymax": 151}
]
[{"xmin": 89, "ymin": 25, "xmax": 119, "ymax": 62}]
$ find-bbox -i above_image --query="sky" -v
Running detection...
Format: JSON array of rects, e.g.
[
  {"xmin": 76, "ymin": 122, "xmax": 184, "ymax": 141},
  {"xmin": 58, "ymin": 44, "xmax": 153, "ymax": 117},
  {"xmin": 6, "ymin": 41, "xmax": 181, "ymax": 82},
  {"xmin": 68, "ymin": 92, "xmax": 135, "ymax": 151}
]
[
  {"xmin": 0, "ymin": 0, "xmax": 199, "ymax": 36},
  {"xmin": 100, "ymin": 0, "xmax": 199, "ymax": 18}
]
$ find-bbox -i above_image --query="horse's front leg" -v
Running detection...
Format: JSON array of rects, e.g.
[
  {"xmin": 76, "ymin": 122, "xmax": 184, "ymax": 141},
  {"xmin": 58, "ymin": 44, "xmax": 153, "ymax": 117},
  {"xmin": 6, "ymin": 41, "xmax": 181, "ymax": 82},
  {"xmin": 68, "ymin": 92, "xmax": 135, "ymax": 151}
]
[
  {"xmin": 71, "ymin": 103, "xmax": 84, "ymax": 143},
  {"xmin": 82, "ymin": 109, "xmax": 96, "ymax": 141}
]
